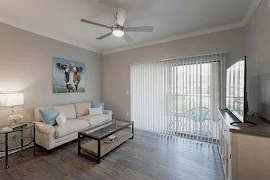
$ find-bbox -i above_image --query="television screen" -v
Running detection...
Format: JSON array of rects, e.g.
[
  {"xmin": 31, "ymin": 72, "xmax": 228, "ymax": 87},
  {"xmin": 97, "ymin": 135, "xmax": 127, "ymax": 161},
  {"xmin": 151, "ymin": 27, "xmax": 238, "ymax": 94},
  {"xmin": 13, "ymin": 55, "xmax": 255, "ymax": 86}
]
[{"xmin": 226, "ymin": 57, "xmax": 246, "ymax": 123}]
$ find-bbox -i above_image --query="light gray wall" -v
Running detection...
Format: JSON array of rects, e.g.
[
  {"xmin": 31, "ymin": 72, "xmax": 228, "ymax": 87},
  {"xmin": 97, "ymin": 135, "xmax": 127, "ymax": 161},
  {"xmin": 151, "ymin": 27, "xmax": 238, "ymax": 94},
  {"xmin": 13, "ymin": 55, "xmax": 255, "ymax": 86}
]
[
  {"xmin": 245, "ymin": 0, "xmax": 270, "ymax": 119},
  {"xmin": 245, "ymin": 0, "xmax": 270, "ymax": 77},
  {"xmin": 0, "ymin": 22, "xmax": 102, "ymax": 125},
  {"xmin": 103, "ymin": 28, "xmax": 246, "ymax": 120}
]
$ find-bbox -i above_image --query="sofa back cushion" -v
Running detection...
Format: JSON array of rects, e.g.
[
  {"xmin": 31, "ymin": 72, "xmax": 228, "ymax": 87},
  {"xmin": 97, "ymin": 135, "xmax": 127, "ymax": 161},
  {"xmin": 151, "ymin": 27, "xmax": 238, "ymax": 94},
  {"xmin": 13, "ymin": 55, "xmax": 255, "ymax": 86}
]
[
  {"xmin": 53, "ymin": 104, "xmax": 76, "ymax": 119},
  {"xmin": 35, "ymin": 106, "xmax": 52, "ymax": 122},
  {"xmin": 75, "ymin": 102, "xmax": 91, "ymax": 117}
]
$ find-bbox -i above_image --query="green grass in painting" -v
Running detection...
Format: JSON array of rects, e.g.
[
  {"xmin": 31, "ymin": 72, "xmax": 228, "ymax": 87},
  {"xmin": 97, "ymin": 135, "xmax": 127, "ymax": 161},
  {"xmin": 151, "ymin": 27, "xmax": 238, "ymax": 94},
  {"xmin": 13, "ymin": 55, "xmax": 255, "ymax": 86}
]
[{"xmin": 53, "ymin": 86, "xmax": 85, "ymax": 93}]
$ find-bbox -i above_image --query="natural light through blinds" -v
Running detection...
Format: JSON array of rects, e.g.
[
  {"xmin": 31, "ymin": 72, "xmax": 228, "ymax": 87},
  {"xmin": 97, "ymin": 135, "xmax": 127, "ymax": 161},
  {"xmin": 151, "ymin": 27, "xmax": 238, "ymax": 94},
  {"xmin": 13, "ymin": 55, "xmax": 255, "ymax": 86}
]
[{"xmin": 130, "ymin": 53, "xmax": 226, "ymax": 143}]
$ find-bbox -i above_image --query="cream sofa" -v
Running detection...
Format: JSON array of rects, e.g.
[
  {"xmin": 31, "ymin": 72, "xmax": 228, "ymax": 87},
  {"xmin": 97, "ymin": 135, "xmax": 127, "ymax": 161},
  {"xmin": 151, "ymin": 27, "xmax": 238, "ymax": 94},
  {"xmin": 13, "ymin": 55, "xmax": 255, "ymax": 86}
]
[{"xmin": 34, "ymin": 102, "xmax": 112, "ymax": 150}]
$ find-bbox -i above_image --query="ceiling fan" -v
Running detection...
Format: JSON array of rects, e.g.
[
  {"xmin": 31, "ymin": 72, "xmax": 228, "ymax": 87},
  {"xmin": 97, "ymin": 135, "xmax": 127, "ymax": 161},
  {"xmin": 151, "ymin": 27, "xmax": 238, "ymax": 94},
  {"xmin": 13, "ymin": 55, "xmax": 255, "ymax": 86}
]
[{"xmin": 80, "ymin": 8, "xmax": 153, "ymax": 42}]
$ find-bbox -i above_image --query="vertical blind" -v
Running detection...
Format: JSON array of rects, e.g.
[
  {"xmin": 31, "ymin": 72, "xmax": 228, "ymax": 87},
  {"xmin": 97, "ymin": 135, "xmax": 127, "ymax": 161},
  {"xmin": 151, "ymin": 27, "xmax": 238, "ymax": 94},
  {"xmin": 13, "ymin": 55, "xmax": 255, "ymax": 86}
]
[{"xmin": 131, "ymin": 53, "xmax": 226, "ymax": 143}]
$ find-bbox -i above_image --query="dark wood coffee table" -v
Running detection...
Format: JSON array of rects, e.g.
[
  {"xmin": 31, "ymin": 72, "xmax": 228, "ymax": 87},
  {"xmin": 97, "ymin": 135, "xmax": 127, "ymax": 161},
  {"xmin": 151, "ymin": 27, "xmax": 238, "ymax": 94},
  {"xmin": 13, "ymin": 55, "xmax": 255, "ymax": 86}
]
[{"xmin": 78, "ymin": 119, "xmax": 134, "ymax": 163}]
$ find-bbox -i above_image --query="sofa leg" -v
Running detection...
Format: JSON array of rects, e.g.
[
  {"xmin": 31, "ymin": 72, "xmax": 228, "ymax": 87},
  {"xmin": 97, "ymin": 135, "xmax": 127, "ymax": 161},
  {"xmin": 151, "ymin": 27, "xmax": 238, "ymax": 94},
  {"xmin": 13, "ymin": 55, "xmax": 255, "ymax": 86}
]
[{"xmin": 47, "ymin": 149, "xmax": 53, "ymax": 154}]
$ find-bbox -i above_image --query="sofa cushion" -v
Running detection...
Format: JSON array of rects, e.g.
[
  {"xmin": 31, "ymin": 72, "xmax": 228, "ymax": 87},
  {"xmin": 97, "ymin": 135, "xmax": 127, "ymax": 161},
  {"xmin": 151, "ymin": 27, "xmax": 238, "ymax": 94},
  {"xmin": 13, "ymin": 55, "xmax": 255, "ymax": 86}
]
[
  {"xmin": 56, "ymin": 113, "xmax": 67, "ymax": 127},
  {"xmin": 35, "ymin": 106, "xmax": 52, "ymax": 122},
  {"xmin": 39, "ymin": 107, "xmax": 58, "ymax": 126},
  {"xmin": 92, "ymin": 101, "xmax": 105, "ymax": 113},
  {"xmin": 78, "ymin": 114, "xmax": 110, "ymax": 126},
  {"xmin": 53, "ymin": 104, "xmax": 76, "ymax": 119},
  {"xmin": 89, "ymin": 107, "xmax": 103, "ymax": 116},
  {"xmin": 54, "ymin": 119, "xmax": 89, "ymax": 138},
  {"xmin": 75, "ymin": 102, "xmax": 91, "ymax": 117}
]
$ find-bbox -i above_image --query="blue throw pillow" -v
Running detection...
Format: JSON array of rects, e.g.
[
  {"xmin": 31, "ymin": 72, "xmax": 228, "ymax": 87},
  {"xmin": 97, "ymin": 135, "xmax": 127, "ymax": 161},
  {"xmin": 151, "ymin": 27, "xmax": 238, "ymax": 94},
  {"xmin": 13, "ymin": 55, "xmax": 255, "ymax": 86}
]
[
  {"xmin": 92, "ymin": 101, "xmax": 105, "ymax": 114},
  {"xmin": 39, "ymin": 107, "xmax": 58, "ymax": 126}
]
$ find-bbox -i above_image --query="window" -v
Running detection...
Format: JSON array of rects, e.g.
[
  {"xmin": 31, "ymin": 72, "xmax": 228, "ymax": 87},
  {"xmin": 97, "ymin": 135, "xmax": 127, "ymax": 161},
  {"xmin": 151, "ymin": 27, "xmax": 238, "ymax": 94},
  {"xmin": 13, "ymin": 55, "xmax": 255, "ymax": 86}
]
[{"xmin": 131, "ymin": 53, "xmax": 226, "ymax": 143}]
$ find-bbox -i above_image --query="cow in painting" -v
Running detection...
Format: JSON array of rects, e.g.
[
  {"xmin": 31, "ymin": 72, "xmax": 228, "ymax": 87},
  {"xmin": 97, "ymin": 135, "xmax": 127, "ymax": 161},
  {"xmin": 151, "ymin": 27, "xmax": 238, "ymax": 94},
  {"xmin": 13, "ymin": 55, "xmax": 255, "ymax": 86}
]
[{"xmin": 56, "ymin": 62, "xmax": 84, "ymax": 92}]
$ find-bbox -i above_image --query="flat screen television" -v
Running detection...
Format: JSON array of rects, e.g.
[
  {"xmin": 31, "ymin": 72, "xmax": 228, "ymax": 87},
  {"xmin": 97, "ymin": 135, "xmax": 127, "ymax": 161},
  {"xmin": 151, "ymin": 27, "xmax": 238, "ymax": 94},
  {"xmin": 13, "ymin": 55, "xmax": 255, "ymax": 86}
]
[{"xmin": 226, "ymin": 57, "xmax": 247, "ymax": 123}]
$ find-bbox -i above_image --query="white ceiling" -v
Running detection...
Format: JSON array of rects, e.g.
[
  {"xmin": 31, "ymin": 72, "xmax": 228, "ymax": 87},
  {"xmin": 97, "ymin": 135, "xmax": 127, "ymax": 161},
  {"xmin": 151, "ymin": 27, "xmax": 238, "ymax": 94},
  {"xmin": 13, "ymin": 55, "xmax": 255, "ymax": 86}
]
[{"xmin": 0, "ymin": 0, "xmax": 256, "ymax": 54}]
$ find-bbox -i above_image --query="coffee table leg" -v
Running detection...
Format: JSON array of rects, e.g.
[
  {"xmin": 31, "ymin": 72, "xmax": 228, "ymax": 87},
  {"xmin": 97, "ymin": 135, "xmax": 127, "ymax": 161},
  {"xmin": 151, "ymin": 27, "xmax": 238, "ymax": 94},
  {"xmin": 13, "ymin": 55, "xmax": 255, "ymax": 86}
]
[
  {"xmin": 78, "ymin": 133, "xmax": 81, "ymax": 155},
  {"xmin": 5, "ymin": 133, "xmax": 9, "ymax": 169},
  {"xmin": 97, "ymin": 140, "xmax": 101, "ymax": 163}
]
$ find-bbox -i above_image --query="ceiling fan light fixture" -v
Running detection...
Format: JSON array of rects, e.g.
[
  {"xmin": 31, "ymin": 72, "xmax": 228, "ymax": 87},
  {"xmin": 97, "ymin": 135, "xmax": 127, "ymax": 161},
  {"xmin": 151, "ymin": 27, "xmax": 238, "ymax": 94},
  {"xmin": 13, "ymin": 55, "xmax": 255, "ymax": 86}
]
[
  {"xmin": 112, "ymin": 29, "xmax": 124, "ymax": 37},
  {"xmin": 81, "ymin": 8, "xmax": 153, "ymax": 42}
]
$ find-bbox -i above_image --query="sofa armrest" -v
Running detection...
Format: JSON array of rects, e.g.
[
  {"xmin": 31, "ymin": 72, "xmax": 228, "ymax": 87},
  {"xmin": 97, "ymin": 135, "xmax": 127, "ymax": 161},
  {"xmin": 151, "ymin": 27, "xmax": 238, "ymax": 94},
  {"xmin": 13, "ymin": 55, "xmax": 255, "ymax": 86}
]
[
  {"xmin": 35, "ymin": 121, "xmax": 55, "ymax": 134},
  {"xmin": 104, "ymin": 110, "xmax": 113, "ymax": 116},
  {"xmin": 104, "ymin": 110, "xmax": 113, "ymax": 120}
]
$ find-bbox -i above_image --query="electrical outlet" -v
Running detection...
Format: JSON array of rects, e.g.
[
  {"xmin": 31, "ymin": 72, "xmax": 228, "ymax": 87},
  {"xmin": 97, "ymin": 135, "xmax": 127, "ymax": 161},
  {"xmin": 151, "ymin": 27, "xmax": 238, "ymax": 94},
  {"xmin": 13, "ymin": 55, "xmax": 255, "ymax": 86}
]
[
  {"xmin": 126, "ymin": 90, "xmax": 129, "ymax": 95},
  {"xmin": 126, "ymin": 113, "xmax": 129, "ymax": 117}
]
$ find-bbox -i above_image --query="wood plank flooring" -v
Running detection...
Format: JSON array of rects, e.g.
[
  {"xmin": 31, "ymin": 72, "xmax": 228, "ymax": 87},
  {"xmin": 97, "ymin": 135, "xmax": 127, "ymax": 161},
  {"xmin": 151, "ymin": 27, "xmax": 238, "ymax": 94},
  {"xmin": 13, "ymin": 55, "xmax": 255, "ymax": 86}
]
[{"xmin": 0, "ymin": 130, "xmax": 225, "ymax": 180}]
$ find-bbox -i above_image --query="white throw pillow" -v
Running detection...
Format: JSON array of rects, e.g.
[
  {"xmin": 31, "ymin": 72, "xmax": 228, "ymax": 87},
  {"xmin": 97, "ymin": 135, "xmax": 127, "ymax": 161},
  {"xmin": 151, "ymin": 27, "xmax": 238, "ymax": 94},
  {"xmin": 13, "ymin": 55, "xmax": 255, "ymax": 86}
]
[
  {"xmin": 56, "ymin": 112, "xmax": 67, "ymax": 127},
  {"xmin": 89, "ymin": 107, "xmax": 103, "ymax": 116}
]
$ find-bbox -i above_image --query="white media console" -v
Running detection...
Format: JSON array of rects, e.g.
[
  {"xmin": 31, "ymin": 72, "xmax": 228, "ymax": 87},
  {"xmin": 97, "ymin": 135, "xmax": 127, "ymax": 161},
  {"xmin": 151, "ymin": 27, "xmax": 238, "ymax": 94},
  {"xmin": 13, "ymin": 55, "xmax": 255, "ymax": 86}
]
[{"xmin": 218, "ymin": 109, "xmax": 270, "ymax": 180}]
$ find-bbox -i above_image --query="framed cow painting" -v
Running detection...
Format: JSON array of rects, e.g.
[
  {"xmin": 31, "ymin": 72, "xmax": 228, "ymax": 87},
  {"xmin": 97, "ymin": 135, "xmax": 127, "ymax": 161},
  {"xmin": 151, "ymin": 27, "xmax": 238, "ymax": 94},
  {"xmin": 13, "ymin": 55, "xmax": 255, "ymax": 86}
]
[{"xmin": 53, "ymin": 57, "xmax": 86, "ymax": 93}]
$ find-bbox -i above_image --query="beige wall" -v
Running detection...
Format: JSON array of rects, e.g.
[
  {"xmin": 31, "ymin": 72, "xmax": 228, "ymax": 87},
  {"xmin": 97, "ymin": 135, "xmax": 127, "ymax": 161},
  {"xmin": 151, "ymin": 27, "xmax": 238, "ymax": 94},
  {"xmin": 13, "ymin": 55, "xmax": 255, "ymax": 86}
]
[
  {"xmin": 245, "ymin": 0, "xmax": 270, "ymax": 116},
  {"xmin": 103, "ymin": 28, "xmax": 246, "ymax": 120},
  {"xmin": 0, "ymin": 22, "xmax": 102, "ymax": 125},
  {"xmin": 245, "ymin": 0, "xmax": 270, "ymax": 77}
]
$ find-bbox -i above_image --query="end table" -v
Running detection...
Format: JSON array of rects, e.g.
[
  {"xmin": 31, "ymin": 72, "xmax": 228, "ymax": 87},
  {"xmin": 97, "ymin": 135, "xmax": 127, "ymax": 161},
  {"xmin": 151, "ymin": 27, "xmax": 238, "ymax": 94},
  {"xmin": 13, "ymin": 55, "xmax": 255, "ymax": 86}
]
[{"xmin": 0, "ymin": 122, "xmax": 36, "ymax": 169}]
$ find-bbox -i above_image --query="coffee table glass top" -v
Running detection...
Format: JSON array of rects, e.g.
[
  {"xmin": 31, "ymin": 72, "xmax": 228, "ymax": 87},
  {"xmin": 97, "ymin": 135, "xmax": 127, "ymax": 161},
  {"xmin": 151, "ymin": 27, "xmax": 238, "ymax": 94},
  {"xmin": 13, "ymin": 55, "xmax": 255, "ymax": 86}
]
[{"xmin": 80, "ymin": 119, "xmax": 133, "ymax": 140}]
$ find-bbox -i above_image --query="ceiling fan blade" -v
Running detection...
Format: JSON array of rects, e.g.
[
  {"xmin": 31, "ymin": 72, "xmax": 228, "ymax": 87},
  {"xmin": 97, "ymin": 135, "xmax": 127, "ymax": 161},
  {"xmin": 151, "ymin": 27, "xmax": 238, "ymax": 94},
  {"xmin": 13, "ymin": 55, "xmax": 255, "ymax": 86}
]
[
  {"xmin": 96, "ymin": 32, "xmax": 112, "ymax": 40},
  {"xmin": 125, "ymin": 26, "xmax": 154, "ymax": 32},
  {"xmin": 81, "ymin": 19, "xmax": 111, "ymax": 29},
  {"xmin": 123, "ymin": 33, "xmax": 134, "ymax": 43},
  {"xmin": 116, "ymin": 8, "xmax": 128, "ymax": 26}
]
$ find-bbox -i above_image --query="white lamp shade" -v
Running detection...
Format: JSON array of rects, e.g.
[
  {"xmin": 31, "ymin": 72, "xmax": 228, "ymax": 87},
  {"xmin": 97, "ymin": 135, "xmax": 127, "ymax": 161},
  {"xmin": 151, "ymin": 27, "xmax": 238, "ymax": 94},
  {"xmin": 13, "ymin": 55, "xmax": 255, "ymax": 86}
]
[{"xmin": 0, "ymin": 93, "xmax": 24, "ymax": 107}]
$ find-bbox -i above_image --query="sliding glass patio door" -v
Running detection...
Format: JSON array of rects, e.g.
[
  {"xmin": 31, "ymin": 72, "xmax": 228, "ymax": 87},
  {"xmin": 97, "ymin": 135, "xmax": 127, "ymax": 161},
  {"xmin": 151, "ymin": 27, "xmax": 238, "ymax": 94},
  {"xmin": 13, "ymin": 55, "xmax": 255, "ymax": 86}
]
[{"xmin": 130, "ymin": 53, "xmax": 226, "ymax": 143}]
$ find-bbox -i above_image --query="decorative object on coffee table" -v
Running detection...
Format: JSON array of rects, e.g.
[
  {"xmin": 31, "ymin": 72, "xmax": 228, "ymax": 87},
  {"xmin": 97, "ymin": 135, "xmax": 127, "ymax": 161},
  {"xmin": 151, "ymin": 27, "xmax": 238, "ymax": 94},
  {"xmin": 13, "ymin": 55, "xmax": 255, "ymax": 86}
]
[
  {"xmin": 0, "ymin": 122, "xmax": 36, "ymax": 169},
  {"xmin": 103, "ymin": 135, "xmax": 117, "ymax": 144},
  {"xmin": 78, "ymin": 119, "xmax": 134, "ymax": 163}
]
